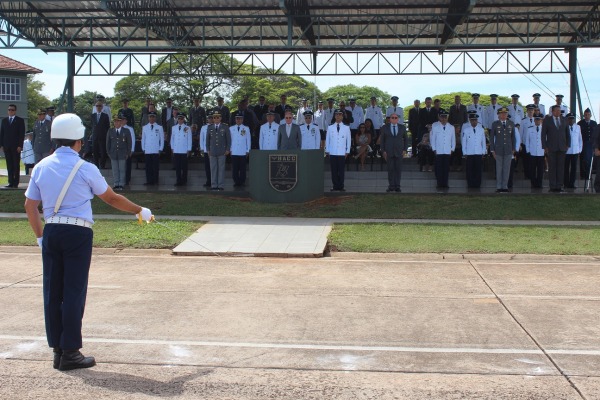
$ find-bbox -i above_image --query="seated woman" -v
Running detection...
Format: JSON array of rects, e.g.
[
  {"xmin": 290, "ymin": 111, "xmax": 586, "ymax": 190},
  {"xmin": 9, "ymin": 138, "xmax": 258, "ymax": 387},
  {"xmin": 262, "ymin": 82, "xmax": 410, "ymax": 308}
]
[
  {"xmin": 417, "ymin": 131, "xmax": 434, "ymax": 172},
  {"xmin": 354, "ymin": 123, "xmax": 372, "ymax": 170}
]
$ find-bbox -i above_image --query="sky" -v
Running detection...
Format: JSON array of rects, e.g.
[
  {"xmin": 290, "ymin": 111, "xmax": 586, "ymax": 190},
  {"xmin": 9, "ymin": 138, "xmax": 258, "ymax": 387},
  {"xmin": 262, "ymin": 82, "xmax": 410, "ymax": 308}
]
[{"xmin": 4, "ymin": 47, "xmax": 600, "ymax": 120}]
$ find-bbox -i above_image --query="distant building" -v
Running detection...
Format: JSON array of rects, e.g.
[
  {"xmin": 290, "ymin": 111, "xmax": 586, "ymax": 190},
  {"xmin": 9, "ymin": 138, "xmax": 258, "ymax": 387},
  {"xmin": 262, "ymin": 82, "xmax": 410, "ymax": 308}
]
[{"xmin": 0, "ymin": 54, "xmax": 42, "ymax": 125}]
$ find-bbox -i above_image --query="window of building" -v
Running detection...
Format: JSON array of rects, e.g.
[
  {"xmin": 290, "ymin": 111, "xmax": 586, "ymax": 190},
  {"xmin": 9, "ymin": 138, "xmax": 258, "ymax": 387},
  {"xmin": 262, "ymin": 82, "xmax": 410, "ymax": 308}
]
[{"xmin": 0, "ymin": 77, "xmax": 21, "ymax": 101}]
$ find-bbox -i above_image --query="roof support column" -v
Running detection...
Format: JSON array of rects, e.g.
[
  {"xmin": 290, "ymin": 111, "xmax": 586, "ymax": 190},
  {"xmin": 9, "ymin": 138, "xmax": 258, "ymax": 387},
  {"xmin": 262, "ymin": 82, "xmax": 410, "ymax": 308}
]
[
  {"xmin": 66, "ymin": 51, "xmax": 75, "ymax": 112},
  {"xmin": 568, "ymin": 47, "xmax": 577, "ymax": 117}
]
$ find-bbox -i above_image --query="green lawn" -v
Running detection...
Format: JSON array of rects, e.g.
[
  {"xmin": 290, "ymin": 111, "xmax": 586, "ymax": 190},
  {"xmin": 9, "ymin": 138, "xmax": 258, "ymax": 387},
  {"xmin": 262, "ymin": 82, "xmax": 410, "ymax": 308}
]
[
  {"xmin": 0, "ymin": 219, "xmax": 203, "ymax": 249},
  {"xmin": 1, "ymin": 190, "xmax": 599, "ymax": 221},
  {"xmin": 329, "ymin": 223, "xmax": 600, "ymax": 255}
]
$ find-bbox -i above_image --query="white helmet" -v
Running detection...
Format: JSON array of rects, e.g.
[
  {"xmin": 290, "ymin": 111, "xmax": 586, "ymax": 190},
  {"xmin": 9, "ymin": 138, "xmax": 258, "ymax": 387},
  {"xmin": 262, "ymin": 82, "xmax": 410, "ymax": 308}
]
[{"xmin": 51, "ymin": 113, "xmax": 86, "ymax": 140}]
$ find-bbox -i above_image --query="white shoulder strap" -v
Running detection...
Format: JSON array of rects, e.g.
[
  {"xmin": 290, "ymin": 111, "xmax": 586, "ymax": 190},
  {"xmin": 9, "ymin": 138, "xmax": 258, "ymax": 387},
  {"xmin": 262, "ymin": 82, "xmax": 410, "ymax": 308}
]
[{"xmin": 53, "ymin": 159, "xmax": 86, "ymax": 215}]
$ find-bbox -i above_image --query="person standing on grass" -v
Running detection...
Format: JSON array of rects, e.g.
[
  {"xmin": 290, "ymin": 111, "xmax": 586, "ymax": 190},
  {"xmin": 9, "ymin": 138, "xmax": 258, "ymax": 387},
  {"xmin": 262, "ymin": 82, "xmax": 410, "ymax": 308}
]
[
  {"xmin": 0, "ymin": 103, "xmax": 26, "ymax": 188},
  {"xmin": 24, "ymin": 113, "xmax": 152, "ymax": 371}
]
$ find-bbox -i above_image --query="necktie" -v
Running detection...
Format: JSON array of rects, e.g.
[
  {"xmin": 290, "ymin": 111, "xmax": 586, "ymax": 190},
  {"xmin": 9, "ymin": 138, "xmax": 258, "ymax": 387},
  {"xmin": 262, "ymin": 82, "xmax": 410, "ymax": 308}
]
[
  {"xmin": 473, "ymin": 128, "xmax": 476, "ymax": 134},
  {"xmin": 116, "ymin": 129, "xmax": 120, "ymax": 136},
  {"xmin": 537, "ymin": 126, "xmax": 539, "ymax": 132},
  {"xmin": 392, "ymin": 125, "xmax": 396, "ymax": 136},
  {"xmin": 493, "ymin": 106, "xmax": 495, "ymax": 110},
  {"xmin": 238, "ymin": 126, "xmax": 240, "ymax": 132},
  {"xmin": 269, "ymin": 123, "xmax": 271, "ymax": 129},
  {"xmin": 307, "ymin": 124, "xmax": 310, "ymax": 131},
  {"xmin": 9, "ymin": 117, "xmax": 13, "ymax": 124},
  {"xmin": 514, "ymin": 106, "xmax": 517, "ymax": 111},
  {"xmin": 556, "ymin": 117, "xmax": 560, "ymax": 127},
  {"xmin": 443, "ymin": 126, "xmax": 446, "ymax": 131},
  {"xmin": 179, "ymin": 125, "xmax": 181, "ymax": 131},
  {"xmin": 151, "ymin": 124, "xmax": 154, "ymax": 130},
  {"xmin": 570, "ymin": 126, "xmax": 573, "ymax": 132},
  {"xmin": 216, "ymin": 125, "xmax": 219, "ymax": 130},
  {"xmin": 337, "ymin": 124, "xmax": 340, "ymax": 132},
  {"xmin": 530, "ymin": 118, "xmax": 532, "ymax": 123}
]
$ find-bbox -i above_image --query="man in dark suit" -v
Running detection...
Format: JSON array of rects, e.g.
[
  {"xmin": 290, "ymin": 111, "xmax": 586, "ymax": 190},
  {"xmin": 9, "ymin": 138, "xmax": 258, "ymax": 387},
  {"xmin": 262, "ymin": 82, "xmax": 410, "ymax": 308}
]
[
  {"xmin": 380, "ymin": 112, "xmax": 409, "ymax": 192},
  {"xmin": 274, "ymin": 95, "xmax": 289, "ymax": 121},
  {"xmin": 91, "ymin": 102, "xmax": 111, "ymax": 168},
  {"xmin": 594, "ymin": 124, "xmax": 600, "ymax": 193},
  {"xmin": 449, "ymin": 95, "xmax": 468, "ymax": 128},
  {"xmin": 189, "ymin": 96, "xmax": 207, "ymax": 128},
  {"xmin": 253, "ymin": 96, "xmax": 268, "ymax": 122},
  {"xmin": 330, "ymin": 101, "xmax": 354, "ymax": 126},
  {"xmin": 277, "ymin": 111, "xmax": 302, "ymax": 150},
  {"xmin": 161, "ymin": 98, "xmax": 174, "ymax": 129},
  {"xmin": 408, "ymin": 99, "xmax": 421, "ymax": 157},
  {"xmin": 0, "ymin": 104, "xmax": 26, "ymax": 188},
  {"xmin": 542, "ymin": 105, "xmax": 571, "ymax": 192},
  {"xmin": 419, "ymin": 97, "xmax": 438, "ymax": 134}
]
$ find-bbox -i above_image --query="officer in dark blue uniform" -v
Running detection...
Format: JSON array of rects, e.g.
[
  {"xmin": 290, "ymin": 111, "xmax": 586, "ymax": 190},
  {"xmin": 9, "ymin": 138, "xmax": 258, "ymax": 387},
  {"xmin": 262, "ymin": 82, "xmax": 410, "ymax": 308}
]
[{"xmin": 24, "ymin": 113, "xmax": 153, "ymax": 371}]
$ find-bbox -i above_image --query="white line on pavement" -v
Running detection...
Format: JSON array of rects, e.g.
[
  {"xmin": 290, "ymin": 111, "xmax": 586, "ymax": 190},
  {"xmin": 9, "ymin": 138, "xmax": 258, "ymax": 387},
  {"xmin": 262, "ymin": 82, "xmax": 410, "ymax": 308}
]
[{"xmin": 2, "ymin": 335, "xmax": 599, "ymax": 356}]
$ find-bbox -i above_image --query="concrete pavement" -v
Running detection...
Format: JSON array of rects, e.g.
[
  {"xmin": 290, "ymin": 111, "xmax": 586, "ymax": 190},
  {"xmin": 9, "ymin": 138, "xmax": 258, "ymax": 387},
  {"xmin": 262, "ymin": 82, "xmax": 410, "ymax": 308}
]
[{"xmin": 1, "ymin": 247, "xmax": 599, "ymax": 399}]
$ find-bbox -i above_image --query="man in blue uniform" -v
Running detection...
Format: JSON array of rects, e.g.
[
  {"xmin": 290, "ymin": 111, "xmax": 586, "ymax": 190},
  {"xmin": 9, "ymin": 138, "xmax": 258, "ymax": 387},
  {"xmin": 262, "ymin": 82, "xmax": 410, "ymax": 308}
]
[{"xmin": 24, "ymin": 113, "xmax": 152, "ymax": 371}]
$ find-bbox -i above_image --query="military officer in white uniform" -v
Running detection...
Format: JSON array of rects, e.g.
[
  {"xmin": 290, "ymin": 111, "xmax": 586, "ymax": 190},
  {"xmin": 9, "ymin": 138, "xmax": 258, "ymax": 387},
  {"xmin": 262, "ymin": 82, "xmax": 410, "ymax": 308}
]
[
  {"xmin": 347, "ymin": 97, "xmax": 364, "ymax": 135},
  {"xmin": 199, "ymin": 112, "xmax": 213, "ymax": 187},
  {"xmin": 313, "ymin": 101, "xmax": 326, "ymax": 148},
  {"xmin": 386, "ymin": 96, "xmax": 404, "ymax": 124},
  {"xmin": 24, "ymin": 113, "xmax": 151, "ymax": 371},
  {"xmin": 323, "ymin": 98, "xmax": 336, "ymax": 130},
  {"xmin": 170, "ymin": 114, "xmax": 192, "ymax": 186},
  {"xmin": 532, "ymin": 93, "xmax": 545, "ymax": 116},
  {"xmin": 230, "ymin": 111, "xmax": 251, "ymax": 187},
  {"xmin": 296, "ymin": 98, "xmax": 311, "ymax": 123},
  {"xmin": 508, "ymin": 94, "xmax": 524, "ymax": 123},
  {"xmin": 461, "ymin": 113, "xmax": 487, "ymax": 188},
  {"xmin": 430, "ymin": 109, "xmax": 455, "ymax": 189},
  {"xmin": 519, "ymin": 104, "xmax": 537, "ymax": 179},
  {"xmin": 300, "ymin": 110, "xmax": 321, "ymax": 150},
  {"xmin": 467, "ymin": 93, "xmax": 485, "ymax": 127},
  {"xmin": 555, "ymin": 94, "xmax": 569, "ymax": 116},
  {"xmin": 483, "ymin": 94, "xmax": 502, "ymax": 130},
  {"xmin": 526, "ymin": 113, "xmax": 545, "ymax": 188},
  {"xmin": 259, "ymin": 111, "xmax": 279, "ymax": 150},
  {"xmin": 141, "ymin": 111, "xmax": 164, "ymax": 185},
  {"xmin": 326, "ymin": 109, "xmax": 352, "ymax": 191},
  {"xmin": 564, "ymin": 113, "xmax": 583, "ymax": 189},
  {"xmin": 365, "ymin": 96, "xmax": 384, "ymax": 139}
]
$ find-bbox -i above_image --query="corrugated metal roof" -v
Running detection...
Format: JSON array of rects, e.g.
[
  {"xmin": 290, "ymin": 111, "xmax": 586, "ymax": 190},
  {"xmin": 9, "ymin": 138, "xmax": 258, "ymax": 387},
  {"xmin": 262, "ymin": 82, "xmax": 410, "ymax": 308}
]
[{"xmin": 0, "ymin": 1, "xmax": 598, "ymax": 51}]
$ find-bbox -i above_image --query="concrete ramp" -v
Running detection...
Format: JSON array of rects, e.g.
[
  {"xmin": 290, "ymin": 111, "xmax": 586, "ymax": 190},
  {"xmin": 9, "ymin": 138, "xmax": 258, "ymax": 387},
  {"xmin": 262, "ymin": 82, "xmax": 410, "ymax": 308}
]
[{"xmin": 172, "ymin": 217, "xmax": 331, "ymax": 257}]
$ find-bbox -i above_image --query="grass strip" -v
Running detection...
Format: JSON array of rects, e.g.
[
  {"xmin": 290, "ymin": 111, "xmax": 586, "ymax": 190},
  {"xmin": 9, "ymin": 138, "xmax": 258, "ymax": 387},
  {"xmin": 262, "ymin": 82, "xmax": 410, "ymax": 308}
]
[
  {"xmin": 0, "ymin": 219, "xmax": 203, "ymax": 249},
  {"xmin": 329, "ymin": 223, "xmax": 600, "ymax": 255},
  {"xmin": 2, "ymin": 190, "xmax": 599, "ymax": 221}
]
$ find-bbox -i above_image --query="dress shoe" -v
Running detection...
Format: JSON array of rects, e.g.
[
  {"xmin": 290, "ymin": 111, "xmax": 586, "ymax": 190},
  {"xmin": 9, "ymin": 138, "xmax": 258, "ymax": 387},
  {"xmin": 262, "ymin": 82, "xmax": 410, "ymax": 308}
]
[
  {"xmin": 59, "ymin": 350, "xmax": 96, "ymax": 371},
  {"xmin": 386, "ymin": 188, "xmax": 393, "ymax": 193},
  {"xmin": 339, "ymin": 188, "xmax": 346, "ymax": 192},
  {"xmin": 4, "ymin": 184, "xmax": 13, "ymax": 189},
  {"xmin": 53, "ymin": 348, "xmax": 62, "ymax": 369},
  {"xmin": 218, "ymin": 187, "xmax": 224, "ymax": 191},
  {"xmin": 395, "ymin": 188, "xmax": 401, "ymax": 192},
  {"xmin": 330, "ymin": 188, "xmax": 337, "ymax": 192}
]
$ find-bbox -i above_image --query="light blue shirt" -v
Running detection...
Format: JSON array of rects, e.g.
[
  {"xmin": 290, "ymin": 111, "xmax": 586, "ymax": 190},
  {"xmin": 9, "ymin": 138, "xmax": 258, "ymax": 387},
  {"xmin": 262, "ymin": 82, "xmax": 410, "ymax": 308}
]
[{"xmin": 25, "ymin": 147, "xmax": 108, "ymax": 223}]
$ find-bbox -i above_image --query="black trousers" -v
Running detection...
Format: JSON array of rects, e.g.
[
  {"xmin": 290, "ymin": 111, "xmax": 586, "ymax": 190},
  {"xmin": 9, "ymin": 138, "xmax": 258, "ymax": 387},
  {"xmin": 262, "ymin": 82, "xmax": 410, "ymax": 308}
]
[
  {"xmin": 42, "ymin": 224, "xmax": 93, "ymax": 350},
  {"xmin": 231, "ymin": 155, "xmax": 247, "ymax": 185},
  {"xmin": 435, "ymin": 154, "xmax": 450, "ymax": 188},
  {"xmin": 386, "ymin": 156, "xmax": 402, "ymax": 189},
  {"xmin": 144, "ymin": 153, "xmax": 160, "ymax": 184},
  {"xmin": 530, "ymin": 155, "xmax": 545, "ymax": 188},
  {"xmin": 4, "ymin": 147, "xmax": 20, "ymax": 187},
  {"xmin": 465, "ymin": 155, "xmax": 483, "ymax": 188},
  {"xmin": 547, "ymin": 150, "xmax": 566, "ymax": 190},
  {"xmin": 563, "ymin": 154, "xmax": 578, "ymax": 188},
  {"xmin": 330, "ymin": 155, "xmax": 346, "ymax": 190},
  {"xmin": 173, "ymin": 153, "xmax": 188, "ymax": 184},
  {"xmin": 418, "ymin": 147, "xmax": 434, "ymax": 167},
  {"xmin": 450, "ymin": 146, "xmax": 463, "ymax": 169},
  {"xmin": 93, "ymin": 134, "xmax": 107, "ymax": 168},
  {"xmin": 125, "ymin": 155, "xmax": 132, "ymax": 185},
  {"xmin": 203, "ymin": 152, "xmax": 211, "ymax": 185},
  {"xmin": 520, "ymin": 145, "xmax": 531, "ymax": 179}
]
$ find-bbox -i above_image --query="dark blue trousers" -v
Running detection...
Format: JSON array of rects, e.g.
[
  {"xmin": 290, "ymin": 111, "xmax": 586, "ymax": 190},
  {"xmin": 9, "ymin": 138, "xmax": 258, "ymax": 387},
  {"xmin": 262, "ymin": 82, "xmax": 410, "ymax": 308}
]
[
  {"xmin": 145, "ymin": 154, "xmax": 160, "ymax": 184},
  {"xmin": 231, "ymin": 155, "xmax": 247, "ymax": 185},
  {"xmin": 435, "ymin": 154, "xmax": 450, "ymax": 188},
  {"xmin": 42, "ymin": 224, "xmax": 93, "ymax": 350},
  {"xmin": 173, "ymin": 153, "xmax": 188, "ymax": 184},
  {"xmin": 203, "ymin": 152, "xmax": 211, "ymax": 186},
  {"xmin": 329, "ymin": 155, "xmax": 346, "ymax": 190}
]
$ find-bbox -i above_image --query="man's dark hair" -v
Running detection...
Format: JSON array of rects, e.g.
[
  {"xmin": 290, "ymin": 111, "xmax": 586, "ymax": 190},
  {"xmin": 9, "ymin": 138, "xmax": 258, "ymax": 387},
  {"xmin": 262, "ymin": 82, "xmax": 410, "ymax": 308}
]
[{"xmin": 8, "ymin": 104, "xmax": 17, "ymax": 110}]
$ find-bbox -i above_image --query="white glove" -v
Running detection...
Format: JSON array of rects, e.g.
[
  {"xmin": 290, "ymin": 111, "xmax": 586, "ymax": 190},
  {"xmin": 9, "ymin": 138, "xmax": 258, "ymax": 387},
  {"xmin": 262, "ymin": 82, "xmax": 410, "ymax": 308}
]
[
  {"xmin": 137, "ymin": 207, "xmax": 153, "ymax": 223},
  {"xmin": 36, "ymin": 237, "xmax": 43, "ymax": 248}
]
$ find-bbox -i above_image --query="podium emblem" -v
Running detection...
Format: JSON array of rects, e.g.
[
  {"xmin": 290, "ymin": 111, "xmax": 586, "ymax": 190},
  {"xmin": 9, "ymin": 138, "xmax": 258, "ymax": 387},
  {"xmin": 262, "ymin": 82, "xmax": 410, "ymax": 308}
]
[{"xmin": 269, "ymin": 154, "xmax": 297, "ymax": 192}]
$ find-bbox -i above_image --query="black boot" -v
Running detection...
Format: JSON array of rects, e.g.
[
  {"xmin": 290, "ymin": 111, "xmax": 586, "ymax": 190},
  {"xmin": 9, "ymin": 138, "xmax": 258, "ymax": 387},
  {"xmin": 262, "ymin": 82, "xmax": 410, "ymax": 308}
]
[
  {"xmin": 59, "ymin": 350, "xmax": 96, "ymax": 371},
  {"xmin": 53, "ymin": 348, "xmax": 62, "ymax": 369}
]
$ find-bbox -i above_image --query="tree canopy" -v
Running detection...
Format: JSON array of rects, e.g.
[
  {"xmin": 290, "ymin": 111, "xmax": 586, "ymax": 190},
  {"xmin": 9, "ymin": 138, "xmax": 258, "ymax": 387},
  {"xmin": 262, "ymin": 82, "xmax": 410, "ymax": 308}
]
[
  {"xmin": 321, "ymin": 84, "xmax": 392, "ymax": 107},
  {"xmin": 26, "ymin": 76, "xmax": 51, "ymax": 131}
]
